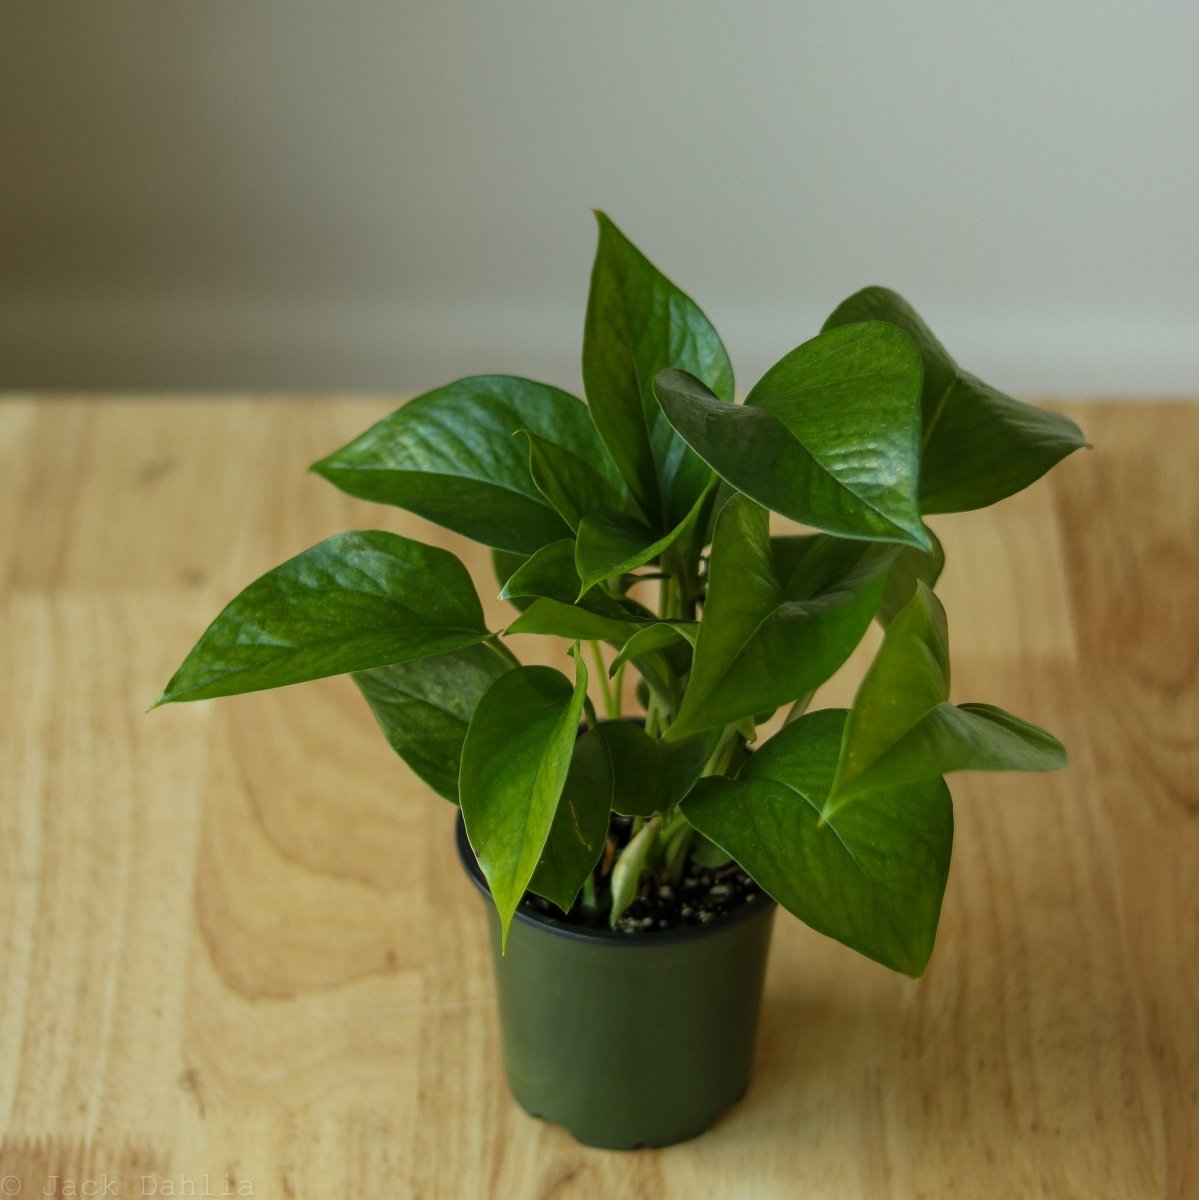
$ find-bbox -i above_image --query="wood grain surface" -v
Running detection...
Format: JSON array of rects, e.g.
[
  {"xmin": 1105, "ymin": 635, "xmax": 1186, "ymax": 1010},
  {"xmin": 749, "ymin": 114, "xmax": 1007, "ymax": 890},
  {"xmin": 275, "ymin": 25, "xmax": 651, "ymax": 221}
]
[{"xmin": 0, "ymin": 396, "xmax": 1194, "ymax": 1199}]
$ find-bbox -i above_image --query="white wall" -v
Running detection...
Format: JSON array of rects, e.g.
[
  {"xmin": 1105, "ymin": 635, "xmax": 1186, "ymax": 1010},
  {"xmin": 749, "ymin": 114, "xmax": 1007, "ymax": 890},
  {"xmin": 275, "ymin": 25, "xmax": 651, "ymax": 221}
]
[{"xmin": 2, "ymin": 1, "xmax": 1196, "ymax": 395}]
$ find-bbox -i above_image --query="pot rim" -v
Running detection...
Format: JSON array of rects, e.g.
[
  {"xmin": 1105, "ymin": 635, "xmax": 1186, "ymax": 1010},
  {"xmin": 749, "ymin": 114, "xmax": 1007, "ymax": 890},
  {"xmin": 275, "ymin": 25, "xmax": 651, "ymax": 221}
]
[{"xmin": 455, "ymin": 812, "xmax": 776, "ymax": 948}]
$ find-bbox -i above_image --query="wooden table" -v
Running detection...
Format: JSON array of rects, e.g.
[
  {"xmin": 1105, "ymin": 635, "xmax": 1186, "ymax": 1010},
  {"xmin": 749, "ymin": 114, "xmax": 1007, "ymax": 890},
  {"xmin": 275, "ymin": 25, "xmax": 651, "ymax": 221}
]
[{"xmin": 1, "ymin": 396, "xmax": 1194, "ymax": 1198}]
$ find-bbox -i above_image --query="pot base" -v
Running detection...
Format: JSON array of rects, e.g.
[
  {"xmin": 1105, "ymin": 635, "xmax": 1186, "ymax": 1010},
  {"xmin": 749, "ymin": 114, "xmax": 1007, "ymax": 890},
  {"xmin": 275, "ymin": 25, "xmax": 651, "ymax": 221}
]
[{"xmin": 515, "ymin": 1085, "xmax": 750, "ymax": 1150}]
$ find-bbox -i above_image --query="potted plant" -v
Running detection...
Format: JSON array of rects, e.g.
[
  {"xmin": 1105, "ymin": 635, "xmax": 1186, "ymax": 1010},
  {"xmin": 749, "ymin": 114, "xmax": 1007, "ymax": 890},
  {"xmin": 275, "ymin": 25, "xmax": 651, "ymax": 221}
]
[{"xmin": 154, "ymin": 214, "xmax": 1088, "ymax": 1149}]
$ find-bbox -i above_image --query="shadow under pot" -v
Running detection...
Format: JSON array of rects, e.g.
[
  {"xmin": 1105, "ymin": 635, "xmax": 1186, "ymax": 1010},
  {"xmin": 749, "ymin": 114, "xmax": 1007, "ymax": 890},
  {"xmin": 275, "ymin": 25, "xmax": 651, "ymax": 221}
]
[{"xmin": 456, "ymin": 815, "xmax": 777, "ymax": 1150}]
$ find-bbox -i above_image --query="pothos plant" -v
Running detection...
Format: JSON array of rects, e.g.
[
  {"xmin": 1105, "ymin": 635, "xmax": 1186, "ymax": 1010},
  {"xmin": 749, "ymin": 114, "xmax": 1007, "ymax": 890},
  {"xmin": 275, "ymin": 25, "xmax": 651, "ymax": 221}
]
[{"xmin": 155, "ymin": 214, "xmax": 1088, "ymax": 975}]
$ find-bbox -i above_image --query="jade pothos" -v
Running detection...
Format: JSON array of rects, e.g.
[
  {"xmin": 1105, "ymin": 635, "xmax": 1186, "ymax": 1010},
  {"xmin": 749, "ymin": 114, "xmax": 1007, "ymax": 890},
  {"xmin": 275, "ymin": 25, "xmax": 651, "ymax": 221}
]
[{"xmin": 155, "ymin": 214, "xmax": 1087, "ymax": 975}]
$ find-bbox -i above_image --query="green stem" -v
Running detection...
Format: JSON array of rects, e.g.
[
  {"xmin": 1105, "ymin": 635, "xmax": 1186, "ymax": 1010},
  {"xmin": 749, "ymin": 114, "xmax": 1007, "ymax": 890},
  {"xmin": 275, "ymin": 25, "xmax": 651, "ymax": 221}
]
[
  {"xmin": 588, "ymin": 641, "xmax": 615, "ymax": 719},
  {"xmin": 611, "ymin": 661, "xmax": 626, "ymax": 719},
  {"xmin": 485, "ymin": 636, "xmax": 521, "ymax": 669},
  {"xmin": 659, "ymin": 573, "xmax": 677, "ymax": 621},
  {"xmin": 702, "ymin": 725, "xmax": 745, "ymax": 778},
  {"xmin": 644, "ymin": 688, "xmax": 666, "ymax": 738}
]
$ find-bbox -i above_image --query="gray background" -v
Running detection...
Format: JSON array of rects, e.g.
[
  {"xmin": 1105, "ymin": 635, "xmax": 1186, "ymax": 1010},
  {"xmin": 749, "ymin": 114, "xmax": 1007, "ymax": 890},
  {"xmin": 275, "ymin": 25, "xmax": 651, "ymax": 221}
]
[{"xmin": 2, "ymin": 1, "xmax": 1196, "ymax": 396}]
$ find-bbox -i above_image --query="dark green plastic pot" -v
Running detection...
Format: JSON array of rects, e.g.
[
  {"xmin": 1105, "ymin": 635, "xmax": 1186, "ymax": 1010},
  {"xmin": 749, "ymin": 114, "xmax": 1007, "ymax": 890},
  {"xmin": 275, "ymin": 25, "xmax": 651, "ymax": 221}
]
[{"xmin": 456, "ymin": 817, "xmax": 776, "ymax": 1149}]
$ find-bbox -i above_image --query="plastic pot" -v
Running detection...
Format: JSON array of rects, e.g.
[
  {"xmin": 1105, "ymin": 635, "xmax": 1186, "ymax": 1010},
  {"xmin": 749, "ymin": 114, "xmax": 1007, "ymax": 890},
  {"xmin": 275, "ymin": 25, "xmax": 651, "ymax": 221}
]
[{"xmin": 456, "ymin": 816, "xmax": 776, "ymax": 1149}]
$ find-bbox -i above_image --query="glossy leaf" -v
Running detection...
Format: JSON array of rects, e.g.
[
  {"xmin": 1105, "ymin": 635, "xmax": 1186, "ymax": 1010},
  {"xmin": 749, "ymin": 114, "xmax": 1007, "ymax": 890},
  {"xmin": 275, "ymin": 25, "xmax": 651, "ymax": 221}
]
[
  {"xmin": 459, "ymin": 658, "xmax": 589, "ymax": 948},
  {"xmin": 826, "ymin": 584, "xmax": 1067, "ymax": 813},
  {"xmin": 583, "ymin": 212, "xmax": 734, "ymax": 530},
  {"xmin": 520, "ymin": 429, "xmax": 628, "ymax": 531},
  {"xmin": 505, "ymin": 598, "xmax": 643, "ymax": 644},
  {"xmin": 656, "ymin": 322, "xmax": 929, "ymax": 548},
  {"xmin": 499, "ymin": 539, "xmax": 580, "ymax": 605},
  {"xmin": 575, "ymin": 476, "xmax": 716, "ymax": 595},
  {"xmin": 529, "ymin": 728, "xmax": 613, "ymax": 912},
  {"xmin": 499, "ymin": 538, "xmax": 639, "ymax": 624},
  {"xmin": 877, "ymin": 527, "xmax": 945, "ymax": 626},
  {"xmin": 823, "ymin": 287, "xmax": 1089, "ymax": 513},
  {"xmin": 310, "ymin": 376, "xmax": 613, "ymax": 554},
  {"xmin": 491, "ymin": 548, "xmax": 532, "ymax": 613},
  {"xmin": 353, "ymin": 643, "xmax": 513, "ymax": 801},
  {"xmin": 608, "ymin": 621, "xmax": 698, "ymax": 676},
  {"xmin": 155, "ymin": 531, "xmax": 489, "ymax": 706},
  {"xmin": 683, "ymin": 709, "xmax": 953, "ymax": 976},
  {"xmin": 666, "ymin": 496, "xmax": 895, "ymax": 740}
]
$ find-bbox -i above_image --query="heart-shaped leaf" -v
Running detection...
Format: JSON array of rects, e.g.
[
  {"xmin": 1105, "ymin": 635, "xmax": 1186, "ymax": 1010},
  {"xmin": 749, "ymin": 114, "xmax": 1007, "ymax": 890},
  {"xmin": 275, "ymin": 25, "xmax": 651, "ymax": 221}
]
[
  {"xmin": 583, "ymin": 212, "xmax": 734, "ymax": 530},
  {"xmin": 581, "ymin": 720, "xmax": 719, "ymax": 818},
  {"xmin": 519, "ymin": 429, "xmax": 629, "ymax": 531},
  {"xmin": 311, "ymin": 376, "xmax": 616, "ymax": 554},
  {"xmin": 529, "ymin": 729, "xmax": 613, "ymax": 912},
  {"xmin": 353, "ymin": 642, "xmax": 514, "ymax": 802},
  {"xmin": 656, "ymin": 322, "xmax": 929, "ymax": 548},
  {"xmin": 683, "ymin": 708, "xmax": 953, "ymax": 977},
  {"xmin": 499, "ymin": 538, "xmax": 645, "ymax": 625},
  {"xmin": 155, "ymin": 531, "xmax": 489, "ymax": 706},
  {"xmin": 459, "ymin": 657, "xmax": 589, "ymax": 947},
  {"xmin": 666, "ymin": 497, "xmax": 896, "ymax": 740},
  {"xmin": 505, "ymin": 598, "xmax": 645, "ymax": 644},
  {"xmin": 823, "ymin": 287, "xmax": 1089, "ymax": 513},
  {"xmin": 825, "ymin": 583, "xmax": 1067, "ymax": 814},
  {"xmin": 498, "ymin": 539, "xmax": 581, "ymax": 605},
  {"xmin": 608, "ymin": 621, "xmax": 698, "ymax": 676},
  {"xmin": 575, "ymin": 476, "xmax": 717, "ymax": 595}
]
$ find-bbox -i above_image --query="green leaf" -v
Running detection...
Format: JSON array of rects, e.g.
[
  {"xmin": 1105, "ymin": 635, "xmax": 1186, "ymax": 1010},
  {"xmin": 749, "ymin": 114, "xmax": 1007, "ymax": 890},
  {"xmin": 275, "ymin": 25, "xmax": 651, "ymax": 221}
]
[
  {"xmin": 608, "ymin": 621, "xmax": 698, "ymax": 676},
  {"xmin": 822, "ymin": 287, "xmax": 1089, "ymax": 513},
  {"xmin": 155, "ymin": 531, "xmax": 489, "ymax": 706},
  {"xmin": 499, "ymin": 539, "xmax": 579, "ymax": 604},
  {"xmin": 505, "ymin": 597, "xmax": 643, "ymax": 644},
  {"xmin": 655, "ymin": 321, "xmax": 929, "ymax": 548},
  {"xmin": 576, "ymin": 720, "xmax": 715, "ymax": 818},
  {"xmin": 529, "ymin": 728, "xmax": 613, "ymax": 912},
  {"xmin": 877, "ymin": 527, "xmax": 945, "ymax": 626},
  {"xmin": 519, "ymin": 429, "xmax": 629, "ymax": 531},
  {"xmin": 666, "ymin": 497, "xmax": 896, "ymax": 740},
  {"xmin": 353, "ymin": 643, "xmax": 513, "ymax": 802},
  {"xmin": 491, "ymin": 548, "xmax": 532, "ymax": 613},
  {"xmin": 590, "ymin": 720, "xmax": 665, "ymax": 816},
  {"xmin": 459, "ymin": 658, "xmax": 589, "ymax": 948},
  {"xmin": 583, "ymin": 212, "xmax": 734, "ymax": 530},
  {"xmin": 688, "ymin": 832, "xmax": 732, "ymax": 869},
  {"xmin": 499, "ymin": 539, "xmax": 642, "ymax": 625},
  {"xmin": 310, "ymin": 376, "xmax": 612, "ymax": 554},
  {"xmin": 826, "ymin": 583, "xmax": 1067, "ymax": 813},
  {"xmin": 683, "ymin": 709, "xmax": 953, "ymax": 976},
  {"xmin": 575, "ymin": 476, "xmax": 716, "ymax": 595},
  {"xmin": 606, "ymin": 621, "xmax": 698, "ymax": 712}
]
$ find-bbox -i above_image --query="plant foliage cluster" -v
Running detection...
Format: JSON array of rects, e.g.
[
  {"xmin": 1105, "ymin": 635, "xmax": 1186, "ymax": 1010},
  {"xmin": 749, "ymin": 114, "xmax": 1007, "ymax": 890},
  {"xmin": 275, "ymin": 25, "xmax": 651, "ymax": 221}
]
[{"xmin": 157, "ymin": 215, "xmax": 1087, "ymax": 974}]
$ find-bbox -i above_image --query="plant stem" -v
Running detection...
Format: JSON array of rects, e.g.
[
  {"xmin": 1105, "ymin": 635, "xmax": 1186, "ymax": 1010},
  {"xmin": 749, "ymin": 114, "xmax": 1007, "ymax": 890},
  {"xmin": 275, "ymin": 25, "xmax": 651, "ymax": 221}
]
[
  {"xmin": 644, "ymin": 688, "xmax": 666, "ymax": 738},
  {"xmin": 485, "ymin": 636, "xmax": 521, "ymax": 669},
  {"xmin": 611, "ymin": 661, "xmax": 626, "ymax": 719},
  {"xmin": 702, "ymin": 724, "xmax": 745, "ymax": 778},
  {"xmin": 582, "ymin": 694, "xmax": 598, "ymax": 728},
  {"xmin": 588, "ymin": 641, "xmax": 615, "ymax": 719},
  {"xmin": 659, "ymin": 573, "xmax": 677, "ymax": 621}
]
